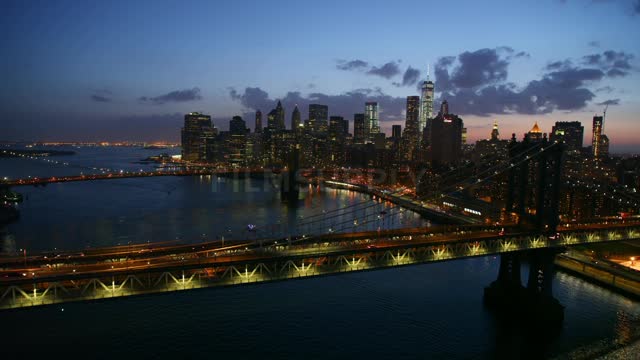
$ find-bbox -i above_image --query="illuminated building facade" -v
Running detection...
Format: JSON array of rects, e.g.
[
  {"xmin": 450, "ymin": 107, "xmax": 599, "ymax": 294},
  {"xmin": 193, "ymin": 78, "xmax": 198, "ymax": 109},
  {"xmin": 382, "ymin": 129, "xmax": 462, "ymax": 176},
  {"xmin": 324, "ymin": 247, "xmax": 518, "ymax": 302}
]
[
  {"xmin": 419, "ymin": 73, "xmax": 434, "ymax": 144},
  {"xmin": 430, "ymin": 101, "xmax": 463, "ymax": 165},
  {"xmin": 181, "ymin": 112, "xmax": 213, "ymax": 162},
  {"xmin": 550, "ymin": 121, "xmax": 584, "ymax": 152},
  {"xmin": 527, "ymin": 121, "xmax": 543, "ymax": 142},
  {"xmin": 365, "ymin": 102, "xmax": 379, "ymax": 142},
  {"xmin": 592, "ymin": 115, "xmax": 607, "ymax": 159},
  {"xmin": 291, "ymin": 105, "xmax": 301, "ymax": 131},
  {"xmin": 309, "ymin": 104, "xmax": 328, "ymax": 133},
  {"xmin": 353, "ymin": 113, "xmax": 365, "ymax": 144},
  {"xmin": 402, "ymin": 96, "xmax": 421, "ymax": 161}
]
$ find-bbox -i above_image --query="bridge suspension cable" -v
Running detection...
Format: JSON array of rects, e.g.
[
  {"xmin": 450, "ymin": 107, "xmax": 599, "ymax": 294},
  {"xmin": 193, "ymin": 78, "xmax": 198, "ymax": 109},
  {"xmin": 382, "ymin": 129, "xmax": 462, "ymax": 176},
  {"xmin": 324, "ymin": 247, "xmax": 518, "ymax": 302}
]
[
  {"xmin": 294, "ymin": 142, "xmax": 561, "ymax": 243},
  {"xmin": 294, "ymin": 143, "xmax": 546, "ymax": 229}
]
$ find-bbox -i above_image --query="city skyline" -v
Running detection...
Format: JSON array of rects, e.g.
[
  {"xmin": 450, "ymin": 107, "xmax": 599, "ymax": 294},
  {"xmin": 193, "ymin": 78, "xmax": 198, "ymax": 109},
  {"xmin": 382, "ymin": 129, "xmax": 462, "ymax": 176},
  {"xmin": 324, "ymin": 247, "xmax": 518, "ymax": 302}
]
[
  {"xmin": 1, "ymin": 0, "xmax": 640, "ymax": 152},
  {"xmin": 3, "ymin": 1, "xmax": 640, "ymax": 356}
]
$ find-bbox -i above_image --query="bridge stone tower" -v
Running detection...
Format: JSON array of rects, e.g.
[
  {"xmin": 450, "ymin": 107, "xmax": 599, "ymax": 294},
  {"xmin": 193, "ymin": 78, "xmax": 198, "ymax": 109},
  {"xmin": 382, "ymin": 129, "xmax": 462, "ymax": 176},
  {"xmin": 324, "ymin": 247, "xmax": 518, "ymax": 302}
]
[
  {"xmin": 485, "ymin": 133, "xmax": 565, "ymax": 325},
  {"xmin": 505, "ymin": 133, "xmax": 564, "ymax": 233},
  {"xmin": 280, "ymin": 145, "xmax": 300, "ymax": 205}
]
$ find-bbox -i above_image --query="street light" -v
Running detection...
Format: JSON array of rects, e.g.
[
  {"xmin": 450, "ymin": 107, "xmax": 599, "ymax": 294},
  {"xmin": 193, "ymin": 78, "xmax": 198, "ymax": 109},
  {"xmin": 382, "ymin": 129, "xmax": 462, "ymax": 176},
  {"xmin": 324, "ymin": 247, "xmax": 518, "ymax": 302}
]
[{"xmin": 631, "ymin": 257, "xmax": 636, "ymax": 266}]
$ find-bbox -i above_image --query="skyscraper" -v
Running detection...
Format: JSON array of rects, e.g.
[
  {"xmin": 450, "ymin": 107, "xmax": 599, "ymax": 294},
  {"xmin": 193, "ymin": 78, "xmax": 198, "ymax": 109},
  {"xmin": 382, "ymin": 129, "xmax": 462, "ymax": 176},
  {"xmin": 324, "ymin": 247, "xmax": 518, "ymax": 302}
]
[
  {"xmin": 266, "ymin": 100, "xmax": 286, "ymax": 132},
  {"xmin": 419, "ymin": 67, "xmax": 435, "ymax": 142},
  {"xmin": 228, "ymin": 116, "xmax": 247, "ymax": 166},
  {"xmin": 229, "ymin": 116, "xmax": 247, "ymax": 135},
  {"xmin": 309, "ymin": 104, "xmax": 328, "ymax": 133},
  {"xmin": 490, "ymin": 120, "xmax": 500, "ymax": 141},
  {"xmin": 353, "ymin": 113, "xmax": 365, "ymax": 144},
  {"xmin": 267, "ymin": 109, "xmax": 279, "ymax": 132},
  {"xmin": 550, "ymin": 121, "xmax": 584, "ymax": 152},
  {"xmin": 255, "ymin": 110, "xmax": 263, "ymax": 133},
  {"xmin": 291, "ymin": 105, "xmax": 301, "ymax": 130},
  {"xmin": 365, "ymin": 102, "xmax": 379, "ymax": 142},
  {"xmin": 474, "ymin": 121, "xmax": 508, "ymax": 165},
  {"xmin": 527, "ymin": 121, "xmax": 543, "ymax": 142},
  {"xmin": 275, "ymin": 100, "xmax": 285, "ymax": 131},
  {"xmin": 181, "ymin": 112, "xmax": 212, "ymax": 162},
  {"xmin": 392, "ymin": 125, "xmax": 401, "ymax": 139},
  {"xmin": 405, "ymin": 96, "xmax": 420, "ymax": 136},
  {"xmin": 402, "ymin": 96, "xmax": 421, "ymax": 160},
  {"xmin": 592, "ymin": 115, "xmax": 604, "ymax": 159},
  {"xmin": 430, "ymin": 101, "xmax": 463, "ymax": 165},
  {"xmin": 440, "ymin": 100, "xmax": 449, "ymax": 116},
  {"xmin": 600, "ymin": 134, "xmax": 610, "ymax": 159},
  {"xmin": 329, "ymin": 116, "xmax": 344, "ymax": 138},
  {"xmin": 341, "ymin": 118, "xmax": 349, "ymax": 136}
]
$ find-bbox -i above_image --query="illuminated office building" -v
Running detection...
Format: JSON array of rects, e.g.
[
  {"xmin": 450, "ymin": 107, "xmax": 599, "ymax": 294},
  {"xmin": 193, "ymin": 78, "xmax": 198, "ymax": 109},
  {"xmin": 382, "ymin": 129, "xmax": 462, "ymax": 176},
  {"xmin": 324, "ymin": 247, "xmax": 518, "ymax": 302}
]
[
  {"xmin": 365, "ymin": 102, "xmax": 379, "ymax": 142},
  {"xmin": 181, "ymin": 112, "xmax": 212, "ymax": 162}
]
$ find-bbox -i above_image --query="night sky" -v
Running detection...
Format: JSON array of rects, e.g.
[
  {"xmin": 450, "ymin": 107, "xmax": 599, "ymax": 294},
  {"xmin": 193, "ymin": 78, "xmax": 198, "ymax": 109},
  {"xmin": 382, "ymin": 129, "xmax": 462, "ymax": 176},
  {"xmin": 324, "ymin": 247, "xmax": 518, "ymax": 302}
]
[{"xmin": 2, "ymin": 0, "xmax": 639, "ymax": 152}]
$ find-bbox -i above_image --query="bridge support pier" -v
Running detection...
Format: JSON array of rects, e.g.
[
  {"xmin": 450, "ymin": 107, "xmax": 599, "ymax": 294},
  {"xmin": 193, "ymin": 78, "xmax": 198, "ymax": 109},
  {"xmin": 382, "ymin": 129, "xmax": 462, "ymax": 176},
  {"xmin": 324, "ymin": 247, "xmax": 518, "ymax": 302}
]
[
  {"xmin": 280, "ymin": 147, "xmax": 300, "ymax": 205},
  {"xmin": 484, "ymin": 250, "xmax": 564, "ymax": 326}
]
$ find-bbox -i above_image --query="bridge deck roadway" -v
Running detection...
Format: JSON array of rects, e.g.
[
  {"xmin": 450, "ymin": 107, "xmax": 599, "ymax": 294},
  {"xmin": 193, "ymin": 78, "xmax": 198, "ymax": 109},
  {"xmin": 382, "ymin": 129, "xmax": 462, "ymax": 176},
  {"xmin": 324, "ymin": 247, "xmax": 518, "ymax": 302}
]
[
  {"xmin": 0, "ymin": 223, "xmax": 509, "ymax": 268},
  {"xmin": 0, "ymin": 220, "xmax": 639, "ymax": 309}
]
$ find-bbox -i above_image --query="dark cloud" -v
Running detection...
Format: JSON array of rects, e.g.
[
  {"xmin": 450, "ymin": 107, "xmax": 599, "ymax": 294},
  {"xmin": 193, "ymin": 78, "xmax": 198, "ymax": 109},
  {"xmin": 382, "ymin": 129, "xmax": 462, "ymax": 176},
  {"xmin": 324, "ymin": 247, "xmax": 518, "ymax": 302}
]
[
  {"xmin": 91, "ymin": 95, "xmax": 112, "ymax": 103},
  {"xmin": 438, "ymin": 56, "xmax": 456, "ymax": 67},
  {"xmin": 433, "ymin": 47, "xmax": 630, "ymax": 116},
  {"xmin": 367, "ymin": 61, "xmax": 401, "ymax": 79},
  {"xmin": 582, "ymin": 50, "xmax": 634, "ymax": 77},
  {"xmin": 635, "ymin": 0, "xmax": 640, "ymax": 14},
  {"xmin": 433, "ymin": 48, "xmax": 515, "ymax": 92},
  {"xmin": 229, "ymin": 86, "xmax": 272, "ymax": 112},
  {"xmin": 597, "ymin": 99, "xmax": 620, "ymax": 106},
  {"xmin": 438, "ymin": 68, "xmax": 601, "ymax": 116},
  {"xmin": 498, "ymin": 46, "xmax": 530, "ymax": 59},
  {"xmin": 583, "ymin": 54, "xmax": 602, "ymax": 64},
  {"xmin": 449, "ymin": 48, "xmax": 510, "ymax": 88},
  {"xmin": 139, "ymin": 87, "xmax": 202, "ymax": 105},
  {"xmin": 588, "ymin": 41, "xmax": 600, "ymax": 48},
  {"xmin": 607, "ymin": 68, "xmax": 627, "ymax": 77},
  {"xmin": 497, "ymin": 46, "xmax": 514, "ymax": 53},
  {"xmin": 229, "ymin": 87, "xmax": 406, "ymax": 127},
  {"xmin": 596, "ymin": 86, "xmax": 614, "ymax": 93},
  {"xmin": 394, "ymin": 66, "xmax": 421, "ymax": 87},
  {"xmin": 545, "ymin": 67, "xmax": 604, "ymax": 88},
  {"xmin": 434, "ymin": 56, "xmax": 455, "ymax": 92},
  {"xmin": 336, "ymin": 59, "xmax": 369, "ymax": 71},
  {"xmin": 546, "ymin": 60, "xmax": 572, "ymax": 70},
  {"xmin": 434, "ymin": 48, "xmax": 610, "ymax": 116}
]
